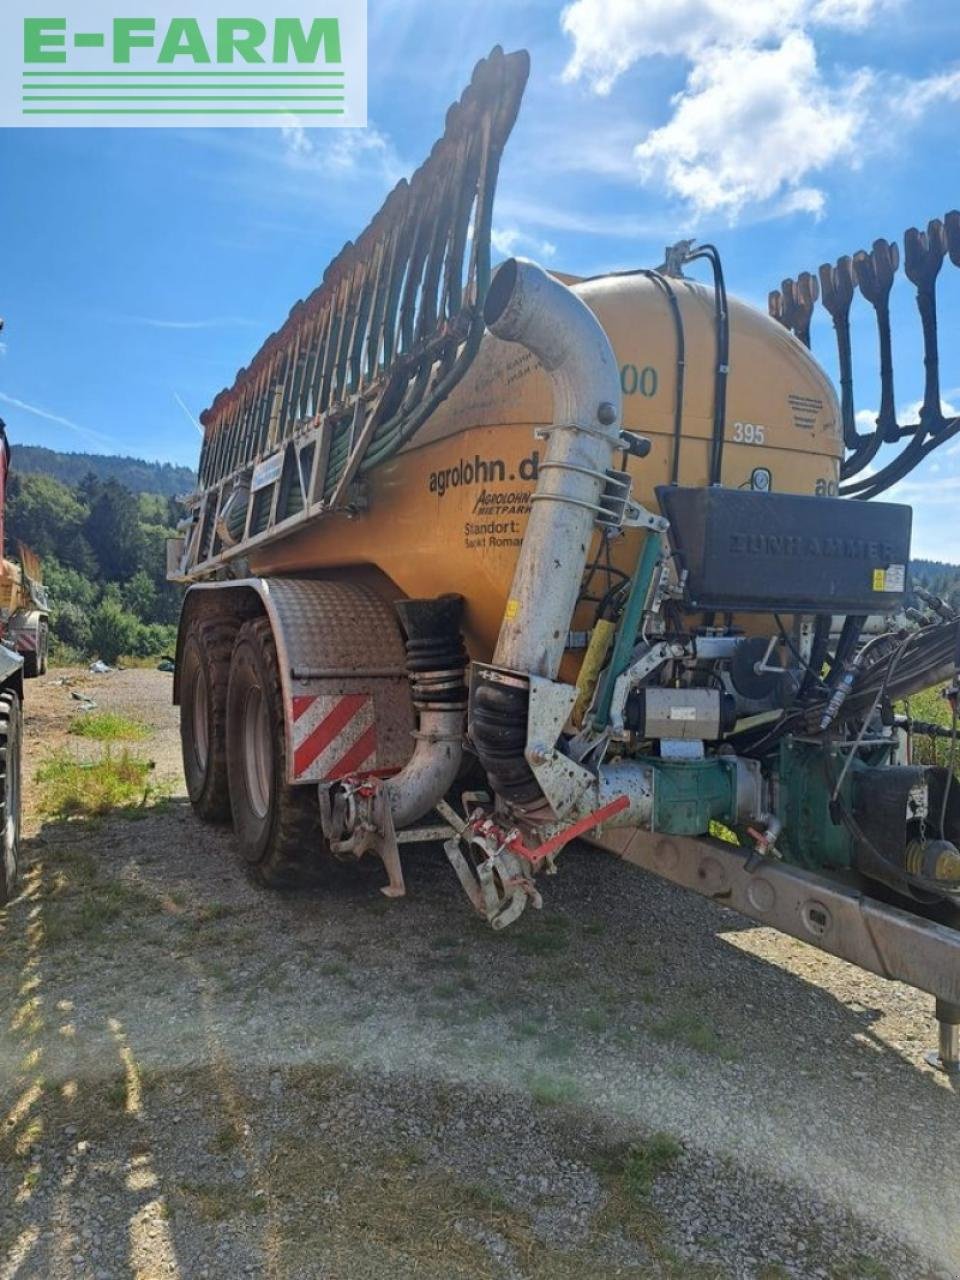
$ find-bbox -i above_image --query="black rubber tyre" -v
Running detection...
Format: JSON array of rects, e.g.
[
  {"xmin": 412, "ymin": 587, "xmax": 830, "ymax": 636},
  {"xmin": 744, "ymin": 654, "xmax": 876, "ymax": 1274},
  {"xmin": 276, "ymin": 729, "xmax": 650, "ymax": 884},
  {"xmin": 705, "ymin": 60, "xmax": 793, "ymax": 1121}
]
[
  {"xmin": 225, "ymin": 617, "xmax": 322, "ymax": 888},
  {"xmin": 180, "ymin": 615, "xmax": 234, "ymax": 823},
  {"xmin": 0, "ymin": 690, "xmax": 23, "ymax": 907},
  {"xmin": 22, "ymin": 649, "xmax": 38, "ymax": 679},
  {"xmin": 38, "ymin": 622, "xmax": 48, "ymax": 676}
]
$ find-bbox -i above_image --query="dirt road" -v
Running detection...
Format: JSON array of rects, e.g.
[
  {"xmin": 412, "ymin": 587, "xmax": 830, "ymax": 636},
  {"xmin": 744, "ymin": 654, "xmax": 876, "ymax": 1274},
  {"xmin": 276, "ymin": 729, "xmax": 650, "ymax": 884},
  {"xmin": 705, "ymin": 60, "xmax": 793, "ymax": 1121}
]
[{"xmin": 1, "ymin": 667, "xmax": 957, "ymax": 1279}]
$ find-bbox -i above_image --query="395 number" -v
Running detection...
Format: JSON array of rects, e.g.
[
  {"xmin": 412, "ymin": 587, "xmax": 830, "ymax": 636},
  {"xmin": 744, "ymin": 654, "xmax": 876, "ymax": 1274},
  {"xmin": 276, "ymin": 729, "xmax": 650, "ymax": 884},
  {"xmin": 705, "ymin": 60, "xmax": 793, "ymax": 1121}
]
[{"xmin": 731, "ymin": 421, "xmax": 766, "ymax": 444}]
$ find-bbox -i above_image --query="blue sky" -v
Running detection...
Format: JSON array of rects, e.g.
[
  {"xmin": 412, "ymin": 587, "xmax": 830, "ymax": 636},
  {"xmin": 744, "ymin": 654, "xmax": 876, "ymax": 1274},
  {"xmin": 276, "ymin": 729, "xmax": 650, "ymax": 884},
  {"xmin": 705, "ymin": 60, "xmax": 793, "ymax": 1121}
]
[{"xmin": 2, "ymin": 0, "xmax": 960, "ymax": 555}]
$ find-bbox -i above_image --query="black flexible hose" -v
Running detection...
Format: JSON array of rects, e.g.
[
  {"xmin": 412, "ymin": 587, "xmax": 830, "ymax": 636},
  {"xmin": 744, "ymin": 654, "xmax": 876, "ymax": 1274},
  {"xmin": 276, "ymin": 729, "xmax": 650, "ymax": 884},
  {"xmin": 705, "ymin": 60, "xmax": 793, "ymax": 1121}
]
[{"xmin": 685, "ymin": 246, "xmax": 729, "ymax": 486}]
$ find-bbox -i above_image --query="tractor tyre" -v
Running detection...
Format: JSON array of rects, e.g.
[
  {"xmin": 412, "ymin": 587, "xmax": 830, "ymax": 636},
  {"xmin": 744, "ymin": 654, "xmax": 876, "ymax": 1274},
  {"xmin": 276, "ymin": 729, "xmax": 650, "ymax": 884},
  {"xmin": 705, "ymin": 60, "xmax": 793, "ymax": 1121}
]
[
  {"xmin": 225, "ymin": 617, "xmax": 322, "ymax": 888},
  {"xmin": 0, "ymin": 690, "xmax": 23, "ymax": 907},
  {"xmin": 180, "ymin": 614, "xmax": 233, "ymax": 823}
]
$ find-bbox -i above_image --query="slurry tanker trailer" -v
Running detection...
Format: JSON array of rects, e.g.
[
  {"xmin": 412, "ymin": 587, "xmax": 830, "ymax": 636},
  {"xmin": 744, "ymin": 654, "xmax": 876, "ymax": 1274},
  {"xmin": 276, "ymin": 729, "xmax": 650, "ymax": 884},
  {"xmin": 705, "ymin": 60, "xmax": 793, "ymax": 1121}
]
[{"xmin": 169, "ymin": 48, "xmax": 960, "ymax": 1071}]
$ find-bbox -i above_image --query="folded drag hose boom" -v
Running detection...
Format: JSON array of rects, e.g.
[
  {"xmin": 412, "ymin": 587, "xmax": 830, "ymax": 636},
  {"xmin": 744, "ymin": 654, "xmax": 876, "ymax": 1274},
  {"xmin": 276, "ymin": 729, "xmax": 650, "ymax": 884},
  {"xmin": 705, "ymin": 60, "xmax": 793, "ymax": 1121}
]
[{"xmin": 469, "ymin": 258, "xmax": 623, "ymax": 806}]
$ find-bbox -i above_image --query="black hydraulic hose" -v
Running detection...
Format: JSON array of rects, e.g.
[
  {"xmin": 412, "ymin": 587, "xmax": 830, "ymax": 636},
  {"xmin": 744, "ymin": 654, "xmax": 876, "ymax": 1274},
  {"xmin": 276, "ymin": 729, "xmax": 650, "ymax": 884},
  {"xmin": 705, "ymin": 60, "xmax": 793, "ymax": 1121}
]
[
  {"xmin": 827, "ymin": 614, "xmax": 866, "ymax": 683},
  {"xmin": 685, "ymin": 246, "xmax": 729, "ymax": 486},
  {"xmin": 842, "ymin": 416, "xmax": 960, "ymax": 498},
  {"xmin": 639, "ymin": 271, "xmax": 687, "ymax": 485},
  {"xmin": 576, "ymin": 265, "xmax": 687, "ymax": 484},
  {"xmin": 798, "ymin": 613, "xmax": 832, "ymax": 697}
]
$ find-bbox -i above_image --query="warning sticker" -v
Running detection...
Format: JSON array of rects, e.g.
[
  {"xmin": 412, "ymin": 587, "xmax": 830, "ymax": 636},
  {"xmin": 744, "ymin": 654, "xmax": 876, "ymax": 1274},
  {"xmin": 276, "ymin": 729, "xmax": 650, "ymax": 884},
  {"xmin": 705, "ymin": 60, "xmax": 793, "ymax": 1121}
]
[{"xmin": 873, "ymin": 564, "xmax": 906, "ymax": 592}]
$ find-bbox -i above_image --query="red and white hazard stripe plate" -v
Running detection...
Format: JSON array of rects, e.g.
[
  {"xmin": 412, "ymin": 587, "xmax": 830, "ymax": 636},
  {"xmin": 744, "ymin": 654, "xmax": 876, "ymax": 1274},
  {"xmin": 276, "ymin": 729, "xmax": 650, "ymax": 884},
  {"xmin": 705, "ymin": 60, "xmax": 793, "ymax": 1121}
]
[{"xmin": 291, "ymin": 693, "xmax": 378, "ymax": 782}]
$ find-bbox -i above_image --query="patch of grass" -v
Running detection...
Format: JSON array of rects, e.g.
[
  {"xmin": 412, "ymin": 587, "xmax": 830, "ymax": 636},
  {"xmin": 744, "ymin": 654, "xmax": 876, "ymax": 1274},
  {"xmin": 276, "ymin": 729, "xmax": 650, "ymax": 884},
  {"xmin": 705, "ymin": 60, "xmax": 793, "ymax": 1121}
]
[
  {"xmin": 512, "ymin": 919, "xmax": 571, "ymax": 956},
  {"xmin": 429, "ymin": 933, "xmax": 462, "ymax": 950},
  {"xmin": 900, "ymin": 685, "xmax": 954, "ymax": 766},
  {"xmin": 537, "ymin": 1031, "xmax": 576, "ymax": 1062},
  {"xmin": 431, "ymin": 979, "xmax": 462, "ymax": 1000},
  {"xmin": 650, "ymin": 1010, "xmax": 738, "ymax": 1061},
  {"xmin": 622, "ymin": 1133, "xmax": 683, "ymax": 1199},
  {"xmin": 36, "ymin": 750, "xmax": 159, "ymax": 819},
  {"xmin": 194, "ymin": 902, "xmax": 237, "ymax": 924},
  {"xmin": 459, "ymin": 1181, "xmax": 510, "ymax": 1214},
  {"xmin": 830, "ymin": 1259, "xmax": 893, "ymax": 1280},
  {"xmin": 528, "ymin": 1071, "xmax": 581, "ymax": 1107},
  {"xmin": 266, "ymin": 1130, "xmax": 644, "ymax": 1280},
  {"xmin": 580, "ymin": 1008, "xmax": 607, "ymax": 1034},
  {"xmin": 104, "ymin": 1076, "xmax": 128, "ymax": 1112},
  {"xmin": 430, "ymin": 969, "xmax": 479, "ymax": 999},
  {"xmin": 212, "ymin": 1124, "xmax": 241, "ymax": 1154},
  {"xmin": 117, "ymin": 653, "xmax": 174, "ymax": 669},
  {"xmin": 512, "ymin": 1012, "xmax": 549, "ymax": 1040},
  {"xmin": 38, "ymin": 842, "xmax": 165, "ymax": 945},
  {"xmin": 68, "ymin": 711, "xmax": 149, "ymax": 742}
]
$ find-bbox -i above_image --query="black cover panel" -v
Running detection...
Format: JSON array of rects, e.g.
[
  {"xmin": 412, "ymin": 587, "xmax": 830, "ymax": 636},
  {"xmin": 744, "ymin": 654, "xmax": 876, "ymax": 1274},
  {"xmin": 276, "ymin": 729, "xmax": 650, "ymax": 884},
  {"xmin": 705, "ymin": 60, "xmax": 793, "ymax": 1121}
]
[{"xmin": 656, "ymin": 486, "xmax": 912, "ymax": 613}]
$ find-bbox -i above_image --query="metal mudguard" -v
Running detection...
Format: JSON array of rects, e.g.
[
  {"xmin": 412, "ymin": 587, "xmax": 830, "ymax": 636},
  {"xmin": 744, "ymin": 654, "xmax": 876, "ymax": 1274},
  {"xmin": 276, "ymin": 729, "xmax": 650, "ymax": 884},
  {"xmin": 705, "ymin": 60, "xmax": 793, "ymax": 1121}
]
[
  {"xmin": 0, "ymin": 642, "xmax": 24, "ymax": 691},
  {"xmin": 176, "ymin": 578, "xmax": 415, "ymax": 786}
]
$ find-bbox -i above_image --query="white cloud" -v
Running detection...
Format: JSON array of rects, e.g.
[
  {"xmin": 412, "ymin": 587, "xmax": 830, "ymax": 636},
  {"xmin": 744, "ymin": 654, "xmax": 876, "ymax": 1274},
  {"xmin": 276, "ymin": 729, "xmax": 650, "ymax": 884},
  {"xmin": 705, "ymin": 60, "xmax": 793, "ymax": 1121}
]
[
  {"xmin": 559, "ymin": 0, "xmax": 905, "ymax": 220},
  {"xmin": 899, "ymin": 396, "xmax": 960, "ymax": 423},
  {"xmin": 561, "ymin": 0, "xmax": 896, "ymax": 93},
  {"xmin": 856, "ymin": 408, "xmax": 878, "ymax": 431},
  {"xmin": 634, "ymin": 34, "xmax": 870, "ymax": 218},
  {"xmin": 810, "ymin": 0, "xmax": 899, "ymax": 26},
  {"xmin": 491, "ymin": 227, "xmax": 558, "ymax": 261},
  {"xmin": 495, "ymin": 194, "xmax": 676, "ymax": 240},
  {"xmin": 856, "ymin": 399, "xmax": 960, "ymax": 437},
  {"xmin": 0, "ymin": 342, "xmax": 6, "ymax": 357},
  {"xmin": 561, "ymin": 0, "xmax": 809, "ymax": 94},
  {"xmin": 280, "ymin": 121, "xmax": 406, "ymax": 186},
  {"xmin": 897, "ymin": 67, "xmax": 960, "ymax": 119}
]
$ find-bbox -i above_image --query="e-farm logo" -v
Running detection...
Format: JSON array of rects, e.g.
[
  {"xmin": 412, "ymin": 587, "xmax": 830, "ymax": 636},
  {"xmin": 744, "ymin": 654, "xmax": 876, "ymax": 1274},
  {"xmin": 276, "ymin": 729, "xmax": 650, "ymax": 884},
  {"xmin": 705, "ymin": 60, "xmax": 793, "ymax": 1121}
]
[{"xmin": 0, "ymin": 0, "xmax": 366, "ymax": 127}]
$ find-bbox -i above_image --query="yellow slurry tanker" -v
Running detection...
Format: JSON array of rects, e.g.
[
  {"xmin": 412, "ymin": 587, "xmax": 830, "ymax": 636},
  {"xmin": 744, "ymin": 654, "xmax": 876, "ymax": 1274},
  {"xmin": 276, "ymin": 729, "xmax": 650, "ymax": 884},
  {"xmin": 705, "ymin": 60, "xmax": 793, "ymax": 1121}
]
[{"xmin": 170, "ymin": 48, "xmax": 960, "ymax": 1070}]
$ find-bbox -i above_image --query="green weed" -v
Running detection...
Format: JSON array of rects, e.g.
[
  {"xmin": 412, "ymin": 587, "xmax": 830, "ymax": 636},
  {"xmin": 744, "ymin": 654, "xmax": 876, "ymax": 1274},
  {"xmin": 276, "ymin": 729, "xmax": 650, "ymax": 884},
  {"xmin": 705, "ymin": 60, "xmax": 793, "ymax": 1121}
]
[
  {"xmin": 37, "ymin": 750, "xmax": 158, "ymax": 818},
  {"xmin": 68, "ymin": 711, "xmax": 149, "ymax": 742}
]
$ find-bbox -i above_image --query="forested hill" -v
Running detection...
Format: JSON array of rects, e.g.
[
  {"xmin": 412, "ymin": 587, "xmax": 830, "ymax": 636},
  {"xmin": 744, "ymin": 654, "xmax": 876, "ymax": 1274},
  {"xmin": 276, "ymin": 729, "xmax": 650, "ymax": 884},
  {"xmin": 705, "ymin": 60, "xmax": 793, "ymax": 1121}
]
[
  {"xmin": 11, "ymin": 445, "xmax": 195, "ymax": 497},
  {"xmin": 911, "ymin": 559, "xmax": 960, "ymax": 607}
]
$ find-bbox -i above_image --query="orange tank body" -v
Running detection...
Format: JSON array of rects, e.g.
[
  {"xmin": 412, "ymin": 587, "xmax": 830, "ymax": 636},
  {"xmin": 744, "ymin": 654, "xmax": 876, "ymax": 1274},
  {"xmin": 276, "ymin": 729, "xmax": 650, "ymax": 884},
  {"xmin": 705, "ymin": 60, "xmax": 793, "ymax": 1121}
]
[{"xmin": 247, "ymin": 273, "xmax": 842, "ymax": 673}]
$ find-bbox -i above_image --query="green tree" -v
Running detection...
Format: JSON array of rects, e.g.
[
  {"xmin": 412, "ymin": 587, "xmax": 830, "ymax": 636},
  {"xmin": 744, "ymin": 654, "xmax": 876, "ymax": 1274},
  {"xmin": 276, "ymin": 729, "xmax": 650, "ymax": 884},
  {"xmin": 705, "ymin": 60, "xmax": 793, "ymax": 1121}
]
[
  {"xmin": 84, "ymin": 480, "xmax": 143, "ymax": 581},
  {"xmin": 42, "ymin": 556, "xmax": 99, "ymax": 611},
  {"xmin": 5, "ymin": 472, "xmax": 87, "ymax": 561},
  {"xmin": 121, "ymin": 569, "xmax": 157, "ymax": 619},
  {"xmin": 89, "ymin": 600, "xmax": 140, "ymax": 664},
  {"xmin": 53, "ymin": 601, "xmax": 93, "ymax": 654}
]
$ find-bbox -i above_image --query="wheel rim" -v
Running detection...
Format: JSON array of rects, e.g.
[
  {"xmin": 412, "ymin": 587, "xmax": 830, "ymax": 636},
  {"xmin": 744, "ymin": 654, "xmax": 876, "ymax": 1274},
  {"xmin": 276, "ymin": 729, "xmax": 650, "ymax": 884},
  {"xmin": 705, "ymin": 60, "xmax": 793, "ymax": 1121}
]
[
  {"xmin": 191, "ymin": 663, "xmax": 209, "ymax": 772},
  {"xmin": 242, "ymin": 685, "xmax": 272, "ymax": 820}
]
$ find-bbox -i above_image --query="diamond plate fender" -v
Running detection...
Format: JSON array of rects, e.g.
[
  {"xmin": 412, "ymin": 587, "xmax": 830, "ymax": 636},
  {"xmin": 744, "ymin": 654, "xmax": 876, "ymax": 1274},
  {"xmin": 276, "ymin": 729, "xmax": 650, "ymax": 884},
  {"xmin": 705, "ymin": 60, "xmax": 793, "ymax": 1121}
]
[{"xmin": 177, "ymin": 578, "xmax": 415, "ymax": 786}]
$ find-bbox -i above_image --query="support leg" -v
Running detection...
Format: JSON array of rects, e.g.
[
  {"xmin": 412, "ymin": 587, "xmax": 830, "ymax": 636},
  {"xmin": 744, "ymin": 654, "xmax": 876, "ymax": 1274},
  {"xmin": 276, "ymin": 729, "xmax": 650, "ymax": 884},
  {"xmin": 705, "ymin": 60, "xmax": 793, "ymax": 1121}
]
[{"xmin": 926, "ymin": 998, "xmax": 960, "ymax": 1075}]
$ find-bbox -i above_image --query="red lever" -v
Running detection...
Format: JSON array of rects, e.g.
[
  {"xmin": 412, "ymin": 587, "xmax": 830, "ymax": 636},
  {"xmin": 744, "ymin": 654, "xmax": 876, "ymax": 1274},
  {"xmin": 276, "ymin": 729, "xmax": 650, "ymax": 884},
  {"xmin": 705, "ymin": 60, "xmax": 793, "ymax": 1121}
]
[{"xmin": 505, "ymin": 794, "xmax": 630, "ymax": 864}]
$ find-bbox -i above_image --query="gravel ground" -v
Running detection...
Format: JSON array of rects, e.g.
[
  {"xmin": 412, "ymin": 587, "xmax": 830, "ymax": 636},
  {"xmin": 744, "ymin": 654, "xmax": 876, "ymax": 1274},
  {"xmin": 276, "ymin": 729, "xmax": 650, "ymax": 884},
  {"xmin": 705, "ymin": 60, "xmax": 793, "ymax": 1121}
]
[{"xmin": 1, "ymin": 666, "xmax": 958, "ymax": 1280}]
